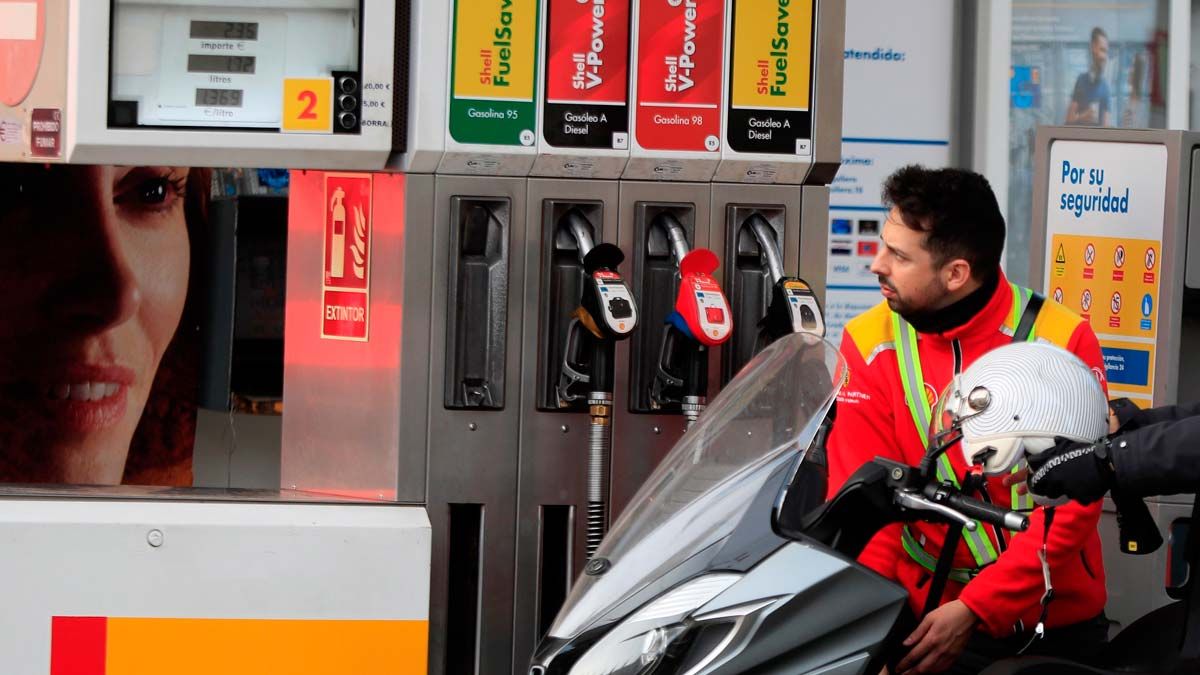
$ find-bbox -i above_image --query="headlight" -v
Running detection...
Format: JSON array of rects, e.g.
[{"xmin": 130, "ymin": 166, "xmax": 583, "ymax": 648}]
[{"xmin": 567, "ymin": 574, "xmax": 740, "ymax": 675}]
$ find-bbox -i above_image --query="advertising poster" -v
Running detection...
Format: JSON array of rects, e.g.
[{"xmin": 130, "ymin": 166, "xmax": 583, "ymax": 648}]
[
  {"xmin": 0, "ymin": 163, "xmax": 216, "ymax": 487},
  {"xmin": 1008, "ymin": 0, "xmax": 1168, "ymax": 284}
]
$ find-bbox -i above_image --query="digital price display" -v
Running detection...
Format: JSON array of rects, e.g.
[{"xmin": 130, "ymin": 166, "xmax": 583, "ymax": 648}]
[
  {"xmin": 189, "ymin": 21, "xmax": 259, "ymax": 40},
  {"xmin": 194, "ymin": 89, "xmax": 244, "ymax": 107},
  {"xmin": 187, "ymin": 54, "xmax": 256, "ymax": 74}
]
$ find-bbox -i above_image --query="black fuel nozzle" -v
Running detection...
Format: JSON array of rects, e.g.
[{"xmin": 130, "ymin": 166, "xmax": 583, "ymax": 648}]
[
  {"xmin": 740, "ymin": 213, "xmax": 826, "ymax": 353},
  {"xmin": 552, "ymin": 207, "xmax": 638, "ymax": 406},
  {"xmin": 555, "ymin": 315, "xmax": 594, "ymax": 407},
  {"xmin": 757, "ymin": 277, "xmax": 826, "ymax": 350}
]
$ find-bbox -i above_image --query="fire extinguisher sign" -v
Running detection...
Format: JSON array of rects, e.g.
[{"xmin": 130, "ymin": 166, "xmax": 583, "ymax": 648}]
[{"xmin": 321, "ymin": 173, "xmax": 372, "ymax": 341}]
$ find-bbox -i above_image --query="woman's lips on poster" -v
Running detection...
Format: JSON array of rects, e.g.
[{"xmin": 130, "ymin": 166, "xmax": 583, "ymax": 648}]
[{"xmin": 35, "ymin": 365, "xmax": 135, "ymax": 433}]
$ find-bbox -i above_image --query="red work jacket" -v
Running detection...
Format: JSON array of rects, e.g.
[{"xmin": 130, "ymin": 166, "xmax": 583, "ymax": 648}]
[{"xmin": 827, "ymin": 273, "xmax": 1109, "ymax": 637}]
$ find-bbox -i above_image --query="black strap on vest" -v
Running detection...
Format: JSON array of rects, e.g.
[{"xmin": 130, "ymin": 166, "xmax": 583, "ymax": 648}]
[{"xmin": 1012, "ymin": 293, "xmax": 1045, "ymax": 343}]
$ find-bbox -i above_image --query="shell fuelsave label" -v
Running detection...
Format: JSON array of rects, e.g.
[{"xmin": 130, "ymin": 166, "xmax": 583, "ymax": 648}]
[
  {"xmin": 543, "ymin": 0, "xmax": 631, "ymax": 148},
  {"xmin": 727, "ymin": 0, "xmax": 815, "ymax": 154},
  {"xmin": 450, "ymin": 0, "xmax": 540, "ymax": 146},
  {"xmin": 634, "ymin": 0, "xmax": 725, "ymax": 152}
]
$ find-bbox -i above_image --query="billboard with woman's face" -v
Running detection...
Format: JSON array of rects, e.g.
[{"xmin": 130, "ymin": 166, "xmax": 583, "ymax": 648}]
[{"xmin": 0, "ymin": 164, "xmax": 209, "ymax": 486}]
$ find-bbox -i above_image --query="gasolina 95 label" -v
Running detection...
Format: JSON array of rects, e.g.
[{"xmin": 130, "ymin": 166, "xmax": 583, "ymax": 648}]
[{"xmin": 450, "ymin": 0, "xmax": 540, "ymax": 146}]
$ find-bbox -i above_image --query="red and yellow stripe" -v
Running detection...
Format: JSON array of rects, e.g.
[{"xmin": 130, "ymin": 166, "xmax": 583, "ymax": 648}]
[{"xmin": 51, "ymin": 616, "xmax": 428, "ymax": 675}]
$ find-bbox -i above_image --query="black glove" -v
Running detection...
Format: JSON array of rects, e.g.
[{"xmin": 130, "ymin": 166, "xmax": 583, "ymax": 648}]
[
  {"xmin": 1108, "ymin": 397, "xmax": 1144, "ymax": 432},
  {"xmin": 1027, "ymin": 436, "xmax": 1116, "ymax": 504}
]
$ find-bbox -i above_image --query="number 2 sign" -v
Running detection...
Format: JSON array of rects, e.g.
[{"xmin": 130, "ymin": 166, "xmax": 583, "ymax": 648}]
[{"xmin": 282, "ymin": 78, "xmax": 333, "ymax": 133}]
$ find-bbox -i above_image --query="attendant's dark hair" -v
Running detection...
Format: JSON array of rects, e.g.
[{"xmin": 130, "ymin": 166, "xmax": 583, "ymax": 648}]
[{"xmin": 881, "ymin": 165, "xmax": 1005, "ymax": 281}]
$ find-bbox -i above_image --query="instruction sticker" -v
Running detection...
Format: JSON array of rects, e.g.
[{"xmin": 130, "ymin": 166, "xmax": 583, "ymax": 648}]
[
  {"xmin": 450, "ymin": 0, "xmax": 540, "ymax": 146},
  {"xmin": 693, "ymin": 285, "xmax": 731, "ymax": 341},
  {"xmin": 593, "ymin": 270, "xmax": 637, "ymax": 335},
  {"xmin": 727, "ymin": 0, "xmax": 816, "ymax": 154},
  {"xmin": 543, "ymin": 0, "xmax": 631, "ymax": 149},
  {"xmin": 633, "ymin": 0, "xmax": 725, "ymax": 152}
]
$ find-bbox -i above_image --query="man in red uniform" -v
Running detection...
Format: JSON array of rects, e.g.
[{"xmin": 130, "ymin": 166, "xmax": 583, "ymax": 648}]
[{"xmin": 828, "ymin": 166, "xmax": 1109, "ymax": 674}]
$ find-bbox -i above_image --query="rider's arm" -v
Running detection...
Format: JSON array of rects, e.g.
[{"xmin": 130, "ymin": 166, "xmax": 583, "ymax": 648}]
[
  {"xmin": 827, "ymin": 331, "xmax": 903, "ymax": 580},
  {"xmin": 1111, "ymin": 415, "xmax": 1200, "ymax": 497},
  {"xmin": 1111, "ymin": 397, "xmax": 1200, "ymax": 431},
  {"xmin": 1029, "ymin": 414, "xmax": 1200, "ymax": 502}
]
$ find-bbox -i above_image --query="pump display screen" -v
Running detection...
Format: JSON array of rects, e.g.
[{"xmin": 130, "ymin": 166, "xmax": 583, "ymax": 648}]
[
  {"xmin": 187, "ymin": 54, "xmax": 256, "ymax": 74},
  {"xmin": 110, "ymin": 4, "xmax": 362, "ymax": 129},
  {"xmin": 189, "ymin": 20, "xmax": 259, "ymax": 40},
  {"xmin": 195, "ymin": 89, "xmax": 244, "ymax": 107}
]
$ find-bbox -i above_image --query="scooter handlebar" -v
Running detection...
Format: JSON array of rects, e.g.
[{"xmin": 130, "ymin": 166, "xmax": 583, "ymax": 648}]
[
  {"xmin": 879, "ymin": 458, "xmax": 1030, "ymax": 533},
  {"xmin": 939, "ymin": 489, "xmax": 1030, "ymax": 532}
]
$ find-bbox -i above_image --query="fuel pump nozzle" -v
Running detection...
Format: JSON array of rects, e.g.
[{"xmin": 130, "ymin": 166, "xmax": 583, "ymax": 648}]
[
  {"xmin": 744, "ymin": 212, "xmax": 827, "ymax": 349},
  {"xmin": 555, "ymin": 209, "xmax": 599, "ymax": 407},
  {"xmin": 747, "ymin": 213, "xmax": 786, "ymax": 286},
  {"xmin": 553, "ymin": 208, "xmax": 638, "ymax": 557},
  {"xmin": 659, "ymin": 212, "xmax": 692, "ymax": 269},
  {"xmin": 648, "ymin": 213, "xmax": 732, "ymax": 430},
  {"xmin": 565, "ymin": 207, "xmax": 597, "ymax": 259}
]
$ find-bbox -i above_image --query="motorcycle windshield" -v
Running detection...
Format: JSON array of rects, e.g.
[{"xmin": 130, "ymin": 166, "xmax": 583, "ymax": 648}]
[{"xmin": 549, "ymin": 333, "xmax": 846, "ymax": 639}]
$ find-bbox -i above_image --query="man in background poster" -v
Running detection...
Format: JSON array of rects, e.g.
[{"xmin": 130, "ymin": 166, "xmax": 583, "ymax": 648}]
[{"xmin": 1065, "ymin": 27, "xmax": 1113, "ymax": 126}]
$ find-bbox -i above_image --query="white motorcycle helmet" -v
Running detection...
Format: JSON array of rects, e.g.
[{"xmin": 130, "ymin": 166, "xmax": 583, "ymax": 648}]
[{"xmin": 933, "ymin": 342, "xmax": 1108, "ymax": 496}]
